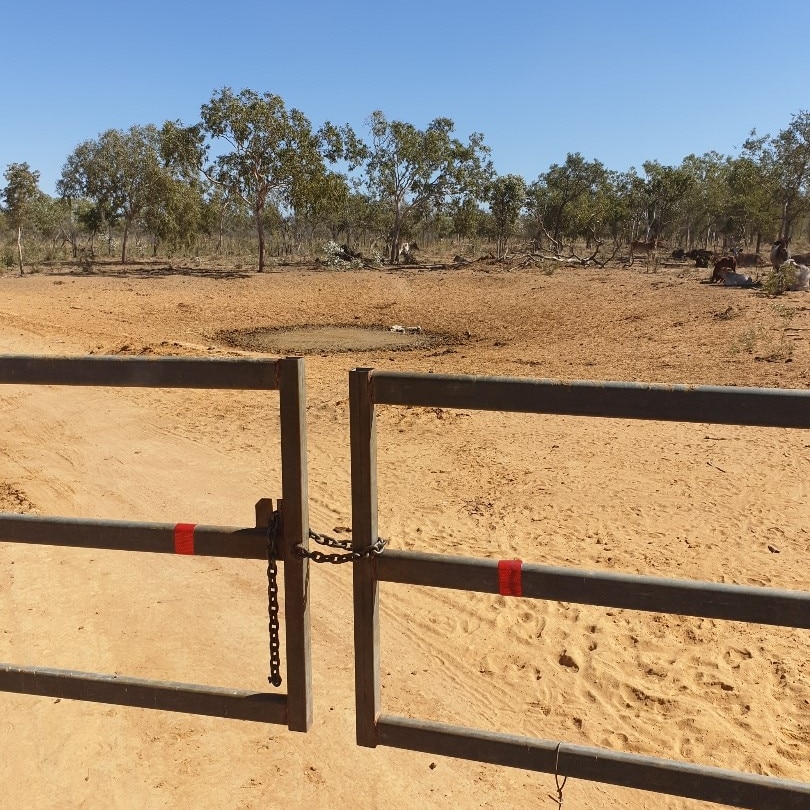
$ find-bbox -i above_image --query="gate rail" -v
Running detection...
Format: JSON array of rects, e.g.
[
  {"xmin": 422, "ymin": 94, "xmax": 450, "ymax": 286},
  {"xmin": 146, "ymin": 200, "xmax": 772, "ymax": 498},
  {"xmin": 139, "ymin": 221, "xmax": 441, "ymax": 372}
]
[
  {"xmin": 349, "ymin": 369, "xmax": 810, "ymax": 809},
  {"xmin": 0, "ymin": 355, "xmax": 312, "ymax": 731}
]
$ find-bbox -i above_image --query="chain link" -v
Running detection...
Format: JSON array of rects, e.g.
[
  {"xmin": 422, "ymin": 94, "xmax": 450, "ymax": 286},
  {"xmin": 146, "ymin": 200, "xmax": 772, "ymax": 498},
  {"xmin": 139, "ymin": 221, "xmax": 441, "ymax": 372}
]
[
  {"xmin": 265, "ymin": 514, "xmax": 386, "ymax": 688},
  {"xmin": 266, "ymin": 511, "xmax": 282, "ymax": 688},
  {"xmin": 295, "ymin": 529, "xmax": 387, "ymax": 564}
]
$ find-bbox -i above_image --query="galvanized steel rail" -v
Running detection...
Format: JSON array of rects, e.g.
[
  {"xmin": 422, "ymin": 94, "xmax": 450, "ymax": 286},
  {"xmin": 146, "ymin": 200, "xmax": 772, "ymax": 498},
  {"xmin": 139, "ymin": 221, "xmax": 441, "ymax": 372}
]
[
  {"xmin": 0, "ymin": 354, "xmax": 312, "ymax": 730},
  {"xmin": 349, "ymin": 367, "xmax": 810, "ymax": 809}
]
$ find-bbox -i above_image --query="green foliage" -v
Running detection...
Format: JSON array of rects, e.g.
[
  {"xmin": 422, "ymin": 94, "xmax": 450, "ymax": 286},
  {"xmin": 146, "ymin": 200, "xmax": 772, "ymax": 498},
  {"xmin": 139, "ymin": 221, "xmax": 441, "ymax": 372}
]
[
  {"xmin": 487, "ymin": 174, "xmax": 526, "ymax": 258},
  {"xmin": 761, "ymin": 261, "xmax": 798, "ymax": 296},
  {"xmin": 743, "ymin": 111, "xmax": 810, "ymax": 239},
  {"xmin": 526, "ymin": 153, "xmax": 608, "ymax": 250},
  {"xmin": 2, "ymin": 162, "xmax": 40, "ymax": 226},
  {"xmin": 197, "ymin": 87, "xmax": 332, "ymax": 270},
  {"xmin": 2, "ymin": 162, "xmax": 41, "ymax": 273},
  {"xmin": 21, "ymin": 93, "xmax": 810, "ymax": 266},
  {"xmin": 58, "ymin": 125, "xmax": 171, "ymax": 262},
  {"xmin": 362, "ymin": 110, "xmax": 492, "ymax": 262}
]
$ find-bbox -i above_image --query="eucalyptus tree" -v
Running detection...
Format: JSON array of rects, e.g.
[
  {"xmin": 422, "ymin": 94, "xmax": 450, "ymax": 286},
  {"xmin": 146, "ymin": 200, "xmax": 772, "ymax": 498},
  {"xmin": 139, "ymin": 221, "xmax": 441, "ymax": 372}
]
[
  {"xmin": 589, "ymin": 169, "xmax": 634, "ymax": 249},
  {"xmin": 677, "ymin": 152, "xmax": 730, "ymax": 247},
  {"xmin": 291, "ymin": 169, "xmax": 353, "ymax": 244},
  {"xmin": 163, "ymin": 88, "xmax": 353, "ymax": 271},
  {"xmin": 743, "ymin": 110, "xmax": 810, "ymax": 240},
  {"xmin": 725, "ymin": 155, "xmax": 779, "ymax": 252},
  {"xmin": 638, "ymin": 160, "xmax": 695, "ymax": 243},
  {"xmin": 58, "ymin": 125, "xmax": 171, "ymax": 263},
  {"xmin": 29, "ymin": 192, "xmax": 67, "ymax": 257},
  {"xmin": 140, "ymin": 173, "xmax": 207, "ymax": 256},
  {"xmin": 202, "ymin": 185, "xmax": 248, "ymax": 254},
  {"xmin": 361, "ymin": 111, "xmax": 492, "ymax": 263},
  {"xmin": 527, "ymin": 153, "xmax": 606, "ymax": 251},
  {"xmin": 448, "ymin": 196, "xmax": 484, "ymax": 245},
  {"xmin": 487, "ymin": 174, "xmax": 527, "ymax": 258},
  {"xmin": 2, "ymin": 162, "xmax": 41, "ymax": 274}
]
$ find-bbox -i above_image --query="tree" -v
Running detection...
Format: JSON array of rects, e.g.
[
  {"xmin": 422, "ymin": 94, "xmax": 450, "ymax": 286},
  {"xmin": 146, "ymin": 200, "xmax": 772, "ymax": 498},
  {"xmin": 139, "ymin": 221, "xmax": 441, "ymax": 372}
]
[
  {"xmin": 165, "ymin": 88, "xmax": 341, "ymax": 272},
  {"xmin": 676, "ymin": 153, "xmax": 728, "ymax": 248},
  {"xmin": 58, "ymin": 125, "xmax": 170, "ymax": 263},
  {"xmin": 362, "ymin": 111, "xmax": 492, "ymax": 263},
  {"xmin": 448, "ymin": 196, "xmax": 484, "ymax": 245},
  {"xmin": 725, "ymin": 155, "xmax": 779, "ymax": 252},
  {"xmin": 2, "ymin": 162, "xmax": 41, "ymax": 275},
  {"xmin": 743, "ymin": 111, "xmax": 810, "ymax": 240},
  {"xmin": 527, "ymin": 153, "xmax": 606, "ymax": 251},
  {"xmin": 638, "ymin": 160, "xmax": 694, "ymax": 242},
  {"xmin": 487, "ymin": 174, "xmax": 526, "ymax": 258}
]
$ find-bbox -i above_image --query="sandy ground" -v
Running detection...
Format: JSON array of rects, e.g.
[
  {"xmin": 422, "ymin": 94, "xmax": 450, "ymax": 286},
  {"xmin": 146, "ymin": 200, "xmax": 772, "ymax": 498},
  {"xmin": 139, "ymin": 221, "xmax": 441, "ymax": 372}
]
[{"xmin": 0, "ymin": 258, "xmax": 807, "ymax": 809}]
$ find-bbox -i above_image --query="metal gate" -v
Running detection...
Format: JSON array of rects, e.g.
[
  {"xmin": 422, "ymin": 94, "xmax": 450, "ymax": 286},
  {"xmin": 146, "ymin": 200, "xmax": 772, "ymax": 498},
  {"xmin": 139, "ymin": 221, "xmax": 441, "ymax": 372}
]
[
  {"xmin": 0, "ymin": 355, "xmax": 312, "ymax": 731},
  {"xmin": 348, "ymin": 369, "xmax": 810, "ymax": 809}
]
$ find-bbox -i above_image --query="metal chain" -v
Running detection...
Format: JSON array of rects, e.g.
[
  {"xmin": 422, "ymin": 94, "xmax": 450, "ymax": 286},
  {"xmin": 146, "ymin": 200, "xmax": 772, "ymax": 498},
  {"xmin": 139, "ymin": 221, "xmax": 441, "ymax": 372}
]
[
  {"xmin": 265, "ymin": 515, "xmax": 386, "ymax": 688},
  {"xmin": 265, "ymin": 511, "xmax": 282, "ymax": 688},
  {"xmin": 295, "ymin": 529, "xmax": 387, "ymax": 564}
]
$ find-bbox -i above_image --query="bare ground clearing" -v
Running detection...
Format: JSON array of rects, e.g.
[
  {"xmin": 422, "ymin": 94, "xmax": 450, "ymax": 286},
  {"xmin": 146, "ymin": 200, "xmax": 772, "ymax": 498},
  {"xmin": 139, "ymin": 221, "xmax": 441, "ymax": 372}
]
[{"xmin": 0, "ymin": 259, "xmax": 807, "ymax": 810}]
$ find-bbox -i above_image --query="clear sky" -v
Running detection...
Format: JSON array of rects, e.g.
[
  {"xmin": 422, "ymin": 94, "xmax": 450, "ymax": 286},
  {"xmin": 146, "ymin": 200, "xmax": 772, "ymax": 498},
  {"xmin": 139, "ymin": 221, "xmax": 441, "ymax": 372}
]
[{"xmin": 5, "ymin": 0, "xmax": 810, "ymax": 196}]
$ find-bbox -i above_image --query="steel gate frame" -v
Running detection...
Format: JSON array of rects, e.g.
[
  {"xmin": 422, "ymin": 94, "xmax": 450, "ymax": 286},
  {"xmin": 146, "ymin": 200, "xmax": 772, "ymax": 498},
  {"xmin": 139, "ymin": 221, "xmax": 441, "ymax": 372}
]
[
  {"xmin": 0, "ymin": 354, "xmax": 312, "ymax": 731},
  {"xmin": 349, "ymin": 368, "xmax": 810, "ymax": 809}
]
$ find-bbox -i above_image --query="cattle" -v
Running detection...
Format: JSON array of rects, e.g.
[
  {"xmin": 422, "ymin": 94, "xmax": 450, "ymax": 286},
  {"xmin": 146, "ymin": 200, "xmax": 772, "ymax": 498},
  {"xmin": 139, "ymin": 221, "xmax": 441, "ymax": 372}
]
[
  {"xmin": 770, "ymin": 239, "xmax": 790, "ymax": 269},
  {"xmin": 735, "ymin": 252, "xmax": 764, "ymax": 268},
  {"xmin": 791, "ymin": 264, "xmax": 810, "ymax": 291},
  {"xmin": 629, "ymin": 239, "xmax": 657, "ymax": 267},
  {"xmin": 782, "ymin": 259, "xmax": 810, "ymax": 292},
  {"xmin": 720, "ymin": 271, "xmax": 757, "ymax": 288},
  {"xmin": 685, "ymin": 248, "xmax": 712, "ymax": 268},
  {"xmin": 711, "ymin": 255, "xmax": 737, "ymax": 283},
  {"xmin": 397, "ymin": 241, "xmax": 419, "ymax": 264}
]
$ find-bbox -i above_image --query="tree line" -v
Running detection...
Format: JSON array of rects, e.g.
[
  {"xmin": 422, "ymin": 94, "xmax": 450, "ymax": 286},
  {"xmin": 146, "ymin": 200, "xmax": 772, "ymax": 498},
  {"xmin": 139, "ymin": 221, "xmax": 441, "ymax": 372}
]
[{"xmin": 2, "ymin": 88, "xmax": 810, "ymax": 274}]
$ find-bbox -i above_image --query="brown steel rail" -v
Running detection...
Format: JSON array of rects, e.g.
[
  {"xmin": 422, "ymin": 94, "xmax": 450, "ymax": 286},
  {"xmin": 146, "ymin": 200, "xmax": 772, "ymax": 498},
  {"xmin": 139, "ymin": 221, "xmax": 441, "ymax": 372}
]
[
  {"xmin": 349, "ymin": 367, "xmax": 810, "ymax": 808},
  {"xmin": 375, "ymin": 550, "xmax": 810, "ymax": 628},
  {"xmin": 377, "ymin": 717, "xmax": 810, "ymax": 810},
  {"xmin": 0, "ymin": 355, "xmax": 311, "ymax": 730},
  {"xmin": 0, "ymin": 666, "xmax": 286, "ymax": 724},
  {"xmin": 0, "ymin": 354, "xmax": 281, "ymax": 390},
  {"xmin": 0, "ymin": 514, "xmax": 268, "ymax": 558},
  {"xmin": 367, "ymin": 370, "xmax": 810, "ymax": 428}
]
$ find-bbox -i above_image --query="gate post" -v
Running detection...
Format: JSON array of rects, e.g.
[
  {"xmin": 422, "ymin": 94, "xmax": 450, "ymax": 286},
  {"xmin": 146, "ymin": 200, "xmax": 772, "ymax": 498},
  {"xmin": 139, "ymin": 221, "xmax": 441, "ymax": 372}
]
[
  {"xmin": 278, "ymin": 356, "xmax": 312, "ymax": 732},
  {"xmin": 350, "ymin": 368, "xmax": 380, "ymax": 747}
]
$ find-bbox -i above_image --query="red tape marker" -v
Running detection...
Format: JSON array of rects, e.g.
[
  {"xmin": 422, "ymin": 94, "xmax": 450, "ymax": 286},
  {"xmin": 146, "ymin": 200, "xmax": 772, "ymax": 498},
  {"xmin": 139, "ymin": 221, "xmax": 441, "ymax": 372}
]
[
  {"xmin": 174, "ymin": 523, "xmax": 196, "ymax": 555},
  {"xmin": 498, "ymin": 559, "xmax": 523, "ymax": 596}
]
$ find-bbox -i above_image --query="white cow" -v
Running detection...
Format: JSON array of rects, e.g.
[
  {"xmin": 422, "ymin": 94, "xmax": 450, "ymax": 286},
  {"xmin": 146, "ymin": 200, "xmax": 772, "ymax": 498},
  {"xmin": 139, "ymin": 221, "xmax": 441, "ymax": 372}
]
[
  {"xmin": 784, "ymin": 260, "xmax": 810, "ymax": 291},
  {"xmin": 721, "ymin": 271, "xmax": 756, "ymax": 287}
]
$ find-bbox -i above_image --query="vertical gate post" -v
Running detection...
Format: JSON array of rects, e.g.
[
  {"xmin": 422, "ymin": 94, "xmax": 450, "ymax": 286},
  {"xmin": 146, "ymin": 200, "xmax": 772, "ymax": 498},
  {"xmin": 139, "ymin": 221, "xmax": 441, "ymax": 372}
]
[
  {"xmin": 278, "ymin": 356, "xmax": 312, "ymax": 732},
  {"xmin": 350, "ymin": 368, "xmax": 380, "ymax": 747}
]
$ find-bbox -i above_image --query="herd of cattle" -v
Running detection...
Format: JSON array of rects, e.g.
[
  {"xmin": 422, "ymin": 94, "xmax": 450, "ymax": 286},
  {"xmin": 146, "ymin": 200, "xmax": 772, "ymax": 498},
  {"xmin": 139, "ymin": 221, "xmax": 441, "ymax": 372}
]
[{"xmin": 635, "ymin": 238, "xmax": 809, "ymax": 290}]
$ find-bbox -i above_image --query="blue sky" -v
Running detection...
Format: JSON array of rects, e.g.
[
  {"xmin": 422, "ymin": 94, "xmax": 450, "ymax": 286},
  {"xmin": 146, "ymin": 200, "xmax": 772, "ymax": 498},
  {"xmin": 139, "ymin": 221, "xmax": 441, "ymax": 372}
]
[{"xmin": 5, "ymin": 0, "xmax": 810, "ymax": 196}]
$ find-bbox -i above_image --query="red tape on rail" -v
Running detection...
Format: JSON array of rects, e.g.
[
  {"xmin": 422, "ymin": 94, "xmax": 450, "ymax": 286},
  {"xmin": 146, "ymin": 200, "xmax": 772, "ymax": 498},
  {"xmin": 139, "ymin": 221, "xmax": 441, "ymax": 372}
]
[
  {"xmin": 174, "ymin": 523, "xmax": 196, "ymax": 555},
  {"xmin": 498, "ymin": 559, "xmax": 523, "ymax": 596}
]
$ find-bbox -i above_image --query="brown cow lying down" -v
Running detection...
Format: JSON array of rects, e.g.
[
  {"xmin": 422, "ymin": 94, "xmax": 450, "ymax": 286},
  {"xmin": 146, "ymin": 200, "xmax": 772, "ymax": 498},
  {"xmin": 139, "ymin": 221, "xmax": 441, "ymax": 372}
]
[{"xmin": 711, "ymin": 256, "xmax": 737, "ymax": 283}]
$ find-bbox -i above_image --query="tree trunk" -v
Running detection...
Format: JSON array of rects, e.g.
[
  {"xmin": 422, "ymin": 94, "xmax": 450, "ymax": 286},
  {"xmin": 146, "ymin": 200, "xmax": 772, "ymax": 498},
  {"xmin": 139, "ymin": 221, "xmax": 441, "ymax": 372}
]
[
  {"xmin": 390, "ymin": 204, "xmax": 404, "ymax": 264},
  {"xmin": 16, "ymin": 226, "xmax": 24, "ymax": 276},
  {"xmin": 121, "ymin": 220, "xmax": 130, "ymax": 264},
  {"xmin": 256, "ymin": 208, "xmax": 266, "ymax": 272}
]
